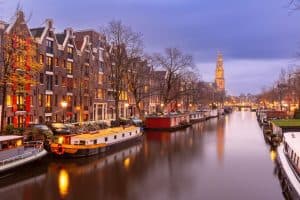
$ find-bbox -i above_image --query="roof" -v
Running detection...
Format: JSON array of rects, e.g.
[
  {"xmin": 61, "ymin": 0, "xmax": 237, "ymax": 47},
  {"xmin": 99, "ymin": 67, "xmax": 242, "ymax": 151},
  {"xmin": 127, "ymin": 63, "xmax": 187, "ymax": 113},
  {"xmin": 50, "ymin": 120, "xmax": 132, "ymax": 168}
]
[
  {"xmin": 284, "ymin": 132, "xmax": 300, "ymax": 155},
  {"xmin": 0, "ymin": 135, "xmax": 23, "ymax": 142},
  {"xmin": 71, "ymin": 126, "xmax": 139, "ymax": 141},
  {"xmin": 56, "ymin": 33, "xmax": 66, "ymax": 44},
  {"xmin": 30, "ymin": 27, "xmax": 44, "ymax": 38},
  {"xmin": 272, "ymin": 119, "xmax": 300, "ymax": 127}
]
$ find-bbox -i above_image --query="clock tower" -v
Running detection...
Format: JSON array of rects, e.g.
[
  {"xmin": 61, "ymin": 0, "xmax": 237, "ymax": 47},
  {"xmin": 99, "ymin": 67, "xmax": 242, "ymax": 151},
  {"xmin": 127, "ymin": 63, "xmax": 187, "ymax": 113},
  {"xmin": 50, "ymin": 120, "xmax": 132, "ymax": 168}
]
[{"xmin": 215, "ymin": 53, "xmax": 225, "ymax": 92}]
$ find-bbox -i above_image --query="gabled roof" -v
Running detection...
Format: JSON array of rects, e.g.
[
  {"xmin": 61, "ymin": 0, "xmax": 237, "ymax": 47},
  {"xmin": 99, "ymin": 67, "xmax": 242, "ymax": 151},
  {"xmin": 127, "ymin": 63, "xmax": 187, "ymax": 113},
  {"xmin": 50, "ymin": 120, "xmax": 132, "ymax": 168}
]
[
  {"xmin": 56, "ymin": 33, "xmax": 66, "ymax": 45},
  {"xmin": 30, "ymin": 27, "xmax": 45, "ymax": 38}
]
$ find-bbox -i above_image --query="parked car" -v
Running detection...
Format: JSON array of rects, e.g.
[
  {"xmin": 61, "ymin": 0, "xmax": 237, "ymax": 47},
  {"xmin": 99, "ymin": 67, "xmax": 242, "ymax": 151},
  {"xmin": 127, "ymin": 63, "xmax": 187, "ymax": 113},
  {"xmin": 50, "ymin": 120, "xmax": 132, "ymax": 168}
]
[
  {"xmin": 24, "ymin": 124, "xmax": 54, "ymax": 141},
  {"xmin": 48, "ymin": 123, "xmax": 72, "ymax": 135}
]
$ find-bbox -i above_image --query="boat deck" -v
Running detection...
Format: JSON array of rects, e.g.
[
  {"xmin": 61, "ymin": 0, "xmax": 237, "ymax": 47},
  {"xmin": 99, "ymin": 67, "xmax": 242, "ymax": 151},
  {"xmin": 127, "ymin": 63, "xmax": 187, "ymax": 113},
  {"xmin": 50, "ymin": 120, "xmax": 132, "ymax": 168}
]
[
  {"xmin": 72, "ymin": 126, "xmax": 139, "ymax": 140},
  {"xmin": 0, "ymin": 147, "xmax": 42, "ymax": 164}
]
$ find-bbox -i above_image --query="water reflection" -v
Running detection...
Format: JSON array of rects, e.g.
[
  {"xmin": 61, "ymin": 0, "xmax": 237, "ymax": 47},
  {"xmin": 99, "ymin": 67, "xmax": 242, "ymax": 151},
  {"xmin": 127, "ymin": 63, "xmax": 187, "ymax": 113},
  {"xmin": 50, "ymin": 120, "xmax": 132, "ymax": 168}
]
[
  {"xmin": 216, "ymin": 117, "xmax": 225, "ymax": 163},
  {"xmin": 58, "ymin": 169, "xmax": 69, "ymax": 198},
  {"xmin": 0, "ymin": 112, "xmax": 284, "ymax": 200}
]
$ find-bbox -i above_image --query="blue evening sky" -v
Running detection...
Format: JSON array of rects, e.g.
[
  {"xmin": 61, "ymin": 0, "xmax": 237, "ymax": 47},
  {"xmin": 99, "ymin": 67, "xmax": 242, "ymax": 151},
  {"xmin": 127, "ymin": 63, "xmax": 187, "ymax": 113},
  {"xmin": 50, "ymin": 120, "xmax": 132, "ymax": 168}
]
[{"xmin": 1, "ymin": 0, "xmax": 300, "ymax": 95}]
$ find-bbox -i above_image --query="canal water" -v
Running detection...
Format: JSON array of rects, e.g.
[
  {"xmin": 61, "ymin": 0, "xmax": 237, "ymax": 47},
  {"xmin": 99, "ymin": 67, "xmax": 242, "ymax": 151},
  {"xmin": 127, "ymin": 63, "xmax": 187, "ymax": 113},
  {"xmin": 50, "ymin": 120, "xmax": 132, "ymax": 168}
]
[{"xmin": 0, "ymin": 111, "xmax": 283, "ymax": 200}]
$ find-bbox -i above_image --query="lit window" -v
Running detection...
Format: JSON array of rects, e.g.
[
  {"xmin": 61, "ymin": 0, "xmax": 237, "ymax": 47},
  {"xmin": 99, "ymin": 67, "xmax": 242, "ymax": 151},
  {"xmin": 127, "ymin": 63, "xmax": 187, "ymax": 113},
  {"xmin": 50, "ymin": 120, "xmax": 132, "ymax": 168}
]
[
  {"xmin": 66, "ymin": 62, "xmax": 73, "ymax": 74},
  {"xmin": 6, "ymin": 95, "xmax": 12, "ymax": 106}
]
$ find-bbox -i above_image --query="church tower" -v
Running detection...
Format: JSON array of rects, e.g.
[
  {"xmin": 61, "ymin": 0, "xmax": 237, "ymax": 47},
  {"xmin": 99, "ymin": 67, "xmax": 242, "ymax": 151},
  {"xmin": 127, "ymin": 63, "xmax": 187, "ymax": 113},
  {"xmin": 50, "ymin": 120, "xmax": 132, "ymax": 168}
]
[{"xmin": 215, "ymin": 52, "xmax": 225, "ymax": 92}]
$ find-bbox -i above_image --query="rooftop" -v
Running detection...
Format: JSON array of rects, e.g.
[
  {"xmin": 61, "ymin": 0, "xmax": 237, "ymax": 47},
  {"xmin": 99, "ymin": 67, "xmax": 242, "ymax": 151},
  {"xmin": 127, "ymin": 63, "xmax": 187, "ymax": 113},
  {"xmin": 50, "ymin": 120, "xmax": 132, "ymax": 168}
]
[
  {"xmin": 272, "ymin": 119, "xmax": 300, "ymax": 127},
  {"xmin": 0, "ymin": 135, "xmax": 23, "ymax": 142}
]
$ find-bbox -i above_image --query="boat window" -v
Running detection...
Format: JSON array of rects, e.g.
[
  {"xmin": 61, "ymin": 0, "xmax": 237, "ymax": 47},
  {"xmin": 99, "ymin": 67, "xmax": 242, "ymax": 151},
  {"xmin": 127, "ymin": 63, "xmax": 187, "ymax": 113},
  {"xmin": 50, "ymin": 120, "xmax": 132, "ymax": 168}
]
[
  {"xmin": 114, "ymin": 135, "xmax": 117, "ymax": 139},
  {"xmin": 80, "ymin": 140, "xmax": 86, "ymax": 145},
  {"xmin": 94, "ymin": 140, "xmax": 97, "ymax": 145},
  {"xmin": 122, "ymin": 133, "xmax": 125, "ymax": 137},
  {"xmin": 129, "ymin": 132, "xmax": 132, "ymax": 136},
  {"xmin": 105, "ymin": 137, "xmax": 108, "ymax": 142}
]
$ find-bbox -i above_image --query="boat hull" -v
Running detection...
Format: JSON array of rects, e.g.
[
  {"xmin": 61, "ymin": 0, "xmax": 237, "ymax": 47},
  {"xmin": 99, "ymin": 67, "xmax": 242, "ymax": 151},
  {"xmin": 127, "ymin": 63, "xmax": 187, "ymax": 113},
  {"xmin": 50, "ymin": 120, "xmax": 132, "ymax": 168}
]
[
  {"xmin": 0, "ymin": 150, "xmax": 48, "ymax": 173},
  {"xmin": 50, "ymin": 135, "xmax": 143, "ymax": 158},
  {"xmin": 277, "ymin": 145, "xmax": 300, "ymax": 199}
]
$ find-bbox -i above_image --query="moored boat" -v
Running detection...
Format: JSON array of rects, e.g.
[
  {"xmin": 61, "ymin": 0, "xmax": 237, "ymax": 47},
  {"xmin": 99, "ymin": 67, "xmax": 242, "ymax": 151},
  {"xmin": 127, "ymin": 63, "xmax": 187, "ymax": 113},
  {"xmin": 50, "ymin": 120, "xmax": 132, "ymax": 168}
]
[
  {"xmin": 0, "ymin": 135, "xmax": 47, "ymax": 173},
  {"xmin": 189, "ymin": 111, "xmax": 205, "ymax": 124},
  {"xmin": 277, "ymin": 132, "xmax": 300, "ymax": 199},
  {"xmin": 145, "ymin": 113, "xmax": 191, "ymax": 131},
  {"xmin": 49, "ymin": 126, "xmax": 142, "ymax": 158}
]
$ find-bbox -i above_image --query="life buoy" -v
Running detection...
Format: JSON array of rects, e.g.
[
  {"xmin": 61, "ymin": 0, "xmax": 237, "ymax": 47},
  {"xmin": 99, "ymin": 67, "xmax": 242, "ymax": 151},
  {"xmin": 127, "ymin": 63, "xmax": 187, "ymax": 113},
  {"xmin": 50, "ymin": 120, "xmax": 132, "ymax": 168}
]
[{"xmin": 56, "ymin": 144, "xmax": 65, "ymax": 155}]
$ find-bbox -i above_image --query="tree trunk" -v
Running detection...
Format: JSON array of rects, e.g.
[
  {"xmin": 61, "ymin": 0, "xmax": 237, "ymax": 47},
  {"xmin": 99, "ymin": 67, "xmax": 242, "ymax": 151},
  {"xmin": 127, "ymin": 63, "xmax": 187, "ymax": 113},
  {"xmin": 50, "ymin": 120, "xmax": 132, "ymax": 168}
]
[
  {"xmin": 1, "ymin": 85, "xmax": 7, "ymax": 133},
  {"xmin": 136, "ymin": 103, "xmax": 143, "ymax": 120},
  {"xmin": 115, "ymin": 99, "xmax": 120, "ymax": 125}
]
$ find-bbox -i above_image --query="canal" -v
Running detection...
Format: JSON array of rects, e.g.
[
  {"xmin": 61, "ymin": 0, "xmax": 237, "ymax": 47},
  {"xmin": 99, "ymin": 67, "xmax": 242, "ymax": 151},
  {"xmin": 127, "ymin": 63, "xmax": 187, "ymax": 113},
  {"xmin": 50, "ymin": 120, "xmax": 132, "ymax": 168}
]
[{"xmin": 0, "ymin": 111, "xmax": 283, "ymax": 200}]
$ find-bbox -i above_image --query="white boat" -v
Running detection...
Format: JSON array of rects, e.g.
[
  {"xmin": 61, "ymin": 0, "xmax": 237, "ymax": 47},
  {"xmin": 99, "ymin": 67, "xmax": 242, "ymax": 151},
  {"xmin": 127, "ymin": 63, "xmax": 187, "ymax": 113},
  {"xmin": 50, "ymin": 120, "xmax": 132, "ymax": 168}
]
[
  {"xmin": 0, "ymin": 135, "xmax": 47, "ymax": 173},
  {"xmin": 277, "ymin": 132, "xmax": 300, "ymax": 199}
]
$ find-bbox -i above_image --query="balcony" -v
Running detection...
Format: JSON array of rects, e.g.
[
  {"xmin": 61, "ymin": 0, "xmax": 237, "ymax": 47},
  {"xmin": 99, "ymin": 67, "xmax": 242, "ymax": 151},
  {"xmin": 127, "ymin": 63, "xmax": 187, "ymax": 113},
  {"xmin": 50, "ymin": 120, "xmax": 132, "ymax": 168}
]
[
  {"xmin": 17, "ymin": 104, "xmax": 25, "ymax": 111},
  {"xmin": 45, "ymin": 107, "xmax": 52, "ymax": 113}
]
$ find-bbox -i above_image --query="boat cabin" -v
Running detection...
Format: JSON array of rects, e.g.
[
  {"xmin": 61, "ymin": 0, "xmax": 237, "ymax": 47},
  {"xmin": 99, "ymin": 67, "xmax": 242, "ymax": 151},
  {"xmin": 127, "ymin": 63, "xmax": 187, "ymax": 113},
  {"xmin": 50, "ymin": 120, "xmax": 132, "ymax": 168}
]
[
  {"xmin": 272, "ymin": 119, "xmax": 300, "ymax": 138},
  {"xmin": 283, "ymin": 132, "xmax": 300, "ymax": 174},
  {"xmin": 0, "ymin": 135, "xmax": 24, "ymax": 161}
]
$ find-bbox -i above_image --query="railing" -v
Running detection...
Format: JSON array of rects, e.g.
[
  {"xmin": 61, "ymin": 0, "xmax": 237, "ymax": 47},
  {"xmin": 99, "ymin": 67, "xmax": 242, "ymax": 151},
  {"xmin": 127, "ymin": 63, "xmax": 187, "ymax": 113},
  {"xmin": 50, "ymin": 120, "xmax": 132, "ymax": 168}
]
[{"xmin": 0, "ymin": 141, "xmax": 44, "ymax": 166}]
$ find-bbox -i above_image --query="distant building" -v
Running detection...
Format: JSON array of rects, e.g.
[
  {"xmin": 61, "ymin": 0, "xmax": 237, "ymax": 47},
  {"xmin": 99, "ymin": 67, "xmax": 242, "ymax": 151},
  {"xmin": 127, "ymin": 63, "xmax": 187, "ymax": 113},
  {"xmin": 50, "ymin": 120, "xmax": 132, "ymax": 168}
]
[{"xmin": 215, "ymin": 52, "xmax": 225, "ymax": 92}]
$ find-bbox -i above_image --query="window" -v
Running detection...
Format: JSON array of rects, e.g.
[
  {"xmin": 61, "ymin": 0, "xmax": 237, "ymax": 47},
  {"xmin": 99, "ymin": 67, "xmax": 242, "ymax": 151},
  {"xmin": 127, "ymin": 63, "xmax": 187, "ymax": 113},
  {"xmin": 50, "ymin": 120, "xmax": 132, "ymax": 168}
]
[
  {"xmin": 130, "ymin": 132, "xmax": 132, "ymax": 136},
  {"xmin": 46, "ymin": 56, "xmax": 53, "ymax": 71},
  {"xmin": 67, "ymin": 47, "xmax": 73, "ymax": 59},
  {"xmin": 46, "ymin": 75, "xmax": 53, "ymax": 90},
  {"xmin": 39, "ymin": 54, "xmax": 44, "ymax": 64},
  {"xmin": 97, "ymin": 89, "xmax": 103, "ymax": 99},
  {"xmin": 55, "ymin": 58, "xmax": 59, "ymax": 66},
  {"xmin": 6, "ymin": 95, "xmax": 12, "ymax": 106},
  {"xmin": 40, "ymin": 73, "xmax": 44, "ymax": 84},
  {"xmin": 98, "ymin": 74, "xmax": 103, "ymax": 84},
  {"xmin": 105, "ymin": 137, "xmax": 108, "ymax": 142},
  {"xmin": 46, "ymin": 40, "xmax": 53, "ymax": 54},
  {"xmin": 54, "ymin": 95, "xmax": 58, "ymax": 106},
  {"xmin": 55, "ymin": 75, "xmax": 59, "ymax": 85},
  {"xmin": 94, "ymin": 140, "xmax": 97, "ymax": 145},
  {"xmin": 122, "ymin": 133, "xmax": 125, "ymax": 137},
  {"xmin": 114, "ymin": 135, "xmax": 117, "ymax": 139},
  {"xmin": 79, "ymin": 140, "xmax": 85, "ymax": 145},
  {"xmin": 62, "ymin": 77, "xmax": 66, "ymax": 87},
  {"xmin": 66, "ymin": 62, "xmax": 73, "ymax": 74},
  {"xmin": 45, "ymin": 95, "xmax": 52, "ymax": 107},
  {"xmin": 38, "ymin": 94, "xmax": 43, "ymax": 107}
]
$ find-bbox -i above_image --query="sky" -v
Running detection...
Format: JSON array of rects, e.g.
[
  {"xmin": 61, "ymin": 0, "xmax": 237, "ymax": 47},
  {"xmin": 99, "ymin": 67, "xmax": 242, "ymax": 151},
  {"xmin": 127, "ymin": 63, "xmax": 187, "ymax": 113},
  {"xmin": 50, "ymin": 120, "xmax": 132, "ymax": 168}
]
[{"xmin": 1, "ymin": 0, "xmax": 300, "ymax": 95}]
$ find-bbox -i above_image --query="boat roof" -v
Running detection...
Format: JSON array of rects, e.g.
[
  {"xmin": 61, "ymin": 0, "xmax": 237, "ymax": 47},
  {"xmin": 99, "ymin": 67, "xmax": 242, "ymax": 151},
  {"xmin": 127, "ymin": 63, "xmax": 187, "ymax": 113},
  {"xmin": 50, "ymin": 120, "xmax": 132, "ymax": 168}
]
[
  {"xmin": 0, "ymin": 135, "xmax": 23, "ymax": 142},
  {"xmin": 71, "ymin": 126, "xmax": 138, "ymax": 140},
  {"xmin": 272, "ymin": 119, "xmax": 300, "ymax": 127},
  {"xmin": 284, "ymin": 132, "xmax": 300, "ymax": 155}
]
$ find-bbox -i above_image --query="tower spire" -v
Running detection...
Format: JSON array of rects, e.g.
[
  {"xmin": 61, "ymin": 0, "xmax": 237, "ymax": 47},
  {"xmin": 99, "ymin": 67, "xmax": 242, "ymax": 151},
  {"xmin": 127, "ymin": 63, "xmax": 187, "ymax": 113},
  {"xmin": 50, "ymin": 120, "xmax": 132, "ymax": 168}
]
[{"xmin": 215, "ymin": 52, "xmax": 225, "ymax": 92}]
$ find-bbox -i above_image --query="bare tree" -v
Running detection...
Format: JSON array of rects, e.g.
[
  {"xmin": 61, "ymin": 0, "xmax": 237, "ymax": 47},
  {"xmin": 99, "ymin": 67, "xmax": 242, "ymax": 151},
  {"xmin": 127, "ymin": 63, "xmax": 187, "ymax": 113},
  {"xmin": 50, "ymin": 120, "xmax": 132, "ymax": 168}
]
[
  {"xmin": 101, "ymin": 20, "xmax": 143, "ymax": 123},
  {"xmin": 127, "ymin": 58, "xmax": 153, "ymax": 119},
  {"xmin": 152, "ymin": 48, "xmax": 194, "ymax": 111}
]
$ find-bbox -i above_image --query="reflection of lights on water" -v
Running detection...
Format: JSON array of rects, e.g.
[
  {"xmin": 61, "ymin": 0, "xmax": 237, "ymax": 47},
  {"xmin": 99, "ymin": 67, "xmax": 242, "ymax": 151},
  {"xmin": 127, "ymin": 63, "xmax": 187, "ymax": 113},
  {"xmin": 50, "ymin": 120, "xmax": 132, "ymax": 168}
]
[
  {"xmin": 270, "ymin": 150, "xmax": 277, "ymax": 161},
  {"xmin": 123, "ymin": 157, "xmax": 131, "ymax": 169},
  {"xmin": 189, "ymin": 138, "xmax": 193, "ymax": 147},
  {"xmin": 58, "ymin": 169, "xmax": 69, "ymax": 198}
]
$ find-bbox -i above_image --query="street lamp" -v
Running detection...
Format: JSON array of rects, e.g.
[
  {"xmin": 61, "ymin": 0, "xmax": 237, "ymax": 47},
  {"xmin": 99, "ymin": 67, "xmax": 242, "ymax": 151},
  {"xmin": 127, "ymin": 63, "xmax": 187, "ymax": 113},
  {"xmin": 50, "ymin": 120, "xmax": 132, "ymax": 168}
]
[{"xmin": 61, "ymin": 101, "xmax": 68, "ymax": 123}]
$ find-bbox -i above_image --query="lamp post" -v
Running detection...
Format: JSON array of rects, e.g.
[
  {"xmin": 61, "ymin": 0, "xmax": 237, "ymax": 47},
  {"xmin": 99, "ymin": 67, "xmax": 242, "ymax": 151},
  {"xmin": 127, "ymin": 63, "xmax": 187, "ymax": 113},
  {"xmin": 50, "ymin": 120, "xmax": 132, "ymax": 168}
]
[{"xmin": 61, "ymin": 101, "xmax": 68, "ymax": 123}]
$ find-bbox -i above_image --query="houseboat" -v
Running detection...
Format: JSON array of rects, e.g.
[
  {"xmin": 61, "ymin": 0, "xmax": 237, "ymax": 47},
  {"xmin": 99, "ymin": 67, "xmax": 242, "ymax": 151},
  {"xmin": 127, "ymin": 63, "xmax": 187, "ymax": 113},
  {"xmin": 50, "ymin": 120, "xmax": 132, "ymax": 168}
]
[
  {"xmin": 145, "ymin": 113, "xmax": 191, "ymax": 131},
  {"xmin": 270, "ymin": 120, "xmax": 300, "ymax": 145},
  {"xmin": 189, "ymin": 111, "xmax": 205, "ymax": 124},
  {"xmin": 277, "ymin": 132, "xmax": 300, "ymax": 199},
  {"xmin": 0, "ymin": 135, "xmax": 47, "ymax": 173},
  {"xmin": 50, "ymin": 126, "xmax": 142, "ymax": 158}
]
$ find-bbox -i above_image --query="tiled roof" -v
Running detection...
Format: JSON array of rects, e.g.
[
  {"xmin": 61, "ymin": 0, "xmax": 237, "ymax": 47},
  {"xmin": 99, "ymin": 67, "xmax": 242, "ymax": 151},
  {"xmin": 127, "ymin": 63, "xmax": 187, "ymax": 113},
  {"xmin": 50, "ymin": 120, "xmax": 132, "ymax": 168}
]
[{"xmin": 30, "ymin": 27, "xmax": 44, "ymax": 38}]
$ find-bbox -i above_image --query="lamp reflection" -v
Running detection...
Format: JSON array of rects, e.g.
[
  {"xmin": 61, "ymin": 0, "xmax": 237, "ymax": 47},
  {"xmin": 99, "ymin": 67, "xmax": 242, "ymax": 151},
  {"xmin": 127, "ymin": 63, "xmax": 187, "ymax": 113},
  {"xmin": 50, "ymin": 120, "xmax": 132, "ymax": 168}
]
[
  {"xmin": 123, "ymin": 157, "xmax": 131, "ymax": 169},
  {"xmin": 270, "ymin": 149, "xmax": 277, "ymax": 162},
  {"xmin": 58, "ymin": 169, "xmax": 70, "ymax": 198}
]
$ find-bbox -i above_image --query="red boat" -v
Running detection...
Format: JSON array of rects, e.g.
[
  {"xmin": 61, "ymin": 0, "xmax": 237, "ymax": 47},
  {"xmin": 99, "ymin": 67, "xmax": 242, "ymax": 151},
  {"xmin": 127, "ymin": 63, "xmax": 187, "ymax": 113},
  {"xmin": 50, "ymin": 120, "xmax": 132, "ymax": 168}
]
[{"xmin": 145, "ymin": 114, "xmax": 191, "ymax": 131}]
